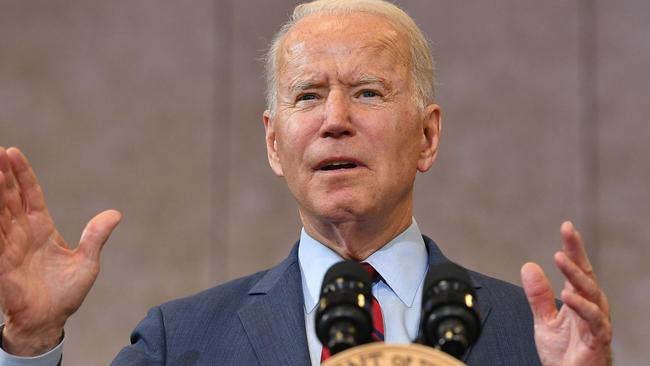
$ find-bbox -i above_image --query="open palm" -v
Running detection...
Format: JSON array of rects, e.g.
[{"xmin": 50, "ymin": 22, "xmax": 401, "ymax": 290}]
[
  {"xmin": 0, "ymin": 147, "xmax": 121, "ymax": 356},
  {"xmin": 522, "ymin": 222, "xmax": 612, "ymax": 366}
]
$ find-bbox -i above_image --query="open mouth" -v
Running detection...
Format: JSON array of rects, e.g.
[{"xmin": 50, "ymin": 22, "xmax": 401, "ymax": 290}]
[
  {"xmin": 315, "ymin": 158, "xmax": 363, "ymax": 171},
  {"xmin": 320, "ymin": 161, "xmax": 358, "ymax": 171}
]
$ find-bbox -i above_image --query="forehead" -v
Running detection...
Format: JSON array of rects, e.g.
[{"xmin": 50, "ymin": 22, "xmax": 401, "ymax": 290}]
[{"xmin": 278, "ymin": 12, "xmax": 410, "ymax": 83}]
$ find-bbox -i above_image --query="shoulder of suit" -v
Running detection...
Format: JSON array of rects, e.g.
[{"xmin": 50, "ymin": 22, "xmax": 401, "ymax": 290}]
[
  {"xmin": 158, "ymin": 268, "xmax": 271, "ymax": 316},
  {"xmin": 467, "ymin": 268, "xmax": 537, "ymax": 320},
  {"xmin": 157, "ymin": 241, "xmax": 301, "ymax": 315}
]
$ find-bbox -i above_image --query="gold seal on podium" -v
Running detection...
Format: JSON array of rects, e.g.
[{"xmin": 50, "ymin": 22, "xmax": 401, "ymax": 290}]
[{"xmin": 322, "ymin": 343, "xmax": 467, "ymax": 366}]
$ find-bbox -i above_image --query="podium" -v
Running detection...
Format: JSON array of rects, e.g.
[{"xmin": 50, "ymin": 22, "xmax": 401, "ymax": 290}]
[{"xmin": 322, "ymin": 343, "xmax": 467, "ymax": 366}]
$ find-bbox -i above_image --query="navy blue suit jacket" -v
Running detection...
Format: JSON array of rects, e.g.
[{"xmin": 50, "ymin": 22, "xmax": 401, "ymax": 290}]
[{"xmin": 111, "ymin": 237, "xmax": 542, "ymax": 365}]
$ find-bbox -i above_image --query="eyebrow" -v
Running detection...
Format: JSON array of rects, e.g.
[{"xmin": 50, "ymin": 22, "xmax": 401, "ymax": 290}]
[
  {"xmin": 287, "ymin": 74, "xmax": 392, "ymax": 95},
  {"xmin": 355, "ymin": 75, "xmax": 389, "ymax": 86},
  {"xmin": 289, "ymin": 79, "xmax": 323, "ymax": 94}
]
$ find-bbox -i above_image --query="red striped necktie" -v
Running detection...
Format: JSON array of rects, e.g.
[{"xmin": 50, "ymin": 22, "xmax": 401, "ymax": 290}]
[{"xmin": 321, "ymin": 262, "xmax": 385, "ymax": 362}]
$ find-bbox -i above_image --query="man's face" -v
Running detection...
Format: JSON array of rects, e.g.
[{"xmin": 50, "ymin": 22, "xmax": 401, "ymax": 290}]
[{"xmin": 264, "ymin": 13, "xmax": 441, "ymax": 227}]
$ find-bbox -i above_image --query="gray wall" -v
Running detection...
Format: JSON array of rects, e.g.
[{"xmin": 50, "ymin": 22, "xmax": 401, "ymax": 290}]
[{"xmin": 1, "ymin": 1, "xmax": 648, "ymax": 364}]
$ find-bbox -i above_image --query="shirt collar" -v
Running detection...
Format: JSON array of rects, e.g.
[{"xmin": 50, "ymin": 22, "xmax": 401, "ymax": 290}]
[{"xmin": 298, "ymin": 218, "xmax": 428, "ymax": 313}]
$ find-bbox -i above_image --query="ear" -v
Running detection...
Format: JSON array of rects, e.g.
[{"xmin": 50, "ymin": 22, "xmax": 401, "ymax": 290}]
[
  {"xmin": 263, "ymin": 110, "xmax": 284, "ymax": 176},
  {"xmin": 417, "ymin": 103, "xmax": 442, "ymax": 173}
]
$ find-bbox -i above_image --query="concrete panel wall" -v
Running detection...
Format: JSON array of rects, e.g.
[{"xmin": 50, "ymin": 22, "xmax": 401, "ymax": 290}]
[
  {"xmin": 1, "ymin": 1, "xmax": 647, "ymax": 364},
  {"xmin": 596, "ymin": 1, "xmax": 650, "ymax": 364},
  {"xmin": 1, "ymin": 1, "xmax": 216, "ymax": 363}
]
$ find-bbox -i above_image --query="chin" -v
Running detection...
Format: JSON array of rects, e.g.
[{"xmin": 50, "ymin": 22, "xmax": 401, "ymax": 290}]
[{"xmin": 311, "ymin": 196, "xmax": 375, "ymax": 224}]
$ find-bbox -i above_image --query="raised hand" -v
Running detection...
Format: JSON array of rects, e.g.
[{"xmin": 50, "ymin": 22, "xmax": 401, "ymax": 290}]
[
  {"xmin": 0, "ymin": 147, "xmax": 121, "ymax": 356},
  {"xmin": 521, "ymin": 221, "xmax": 612, "ymax": 366}
]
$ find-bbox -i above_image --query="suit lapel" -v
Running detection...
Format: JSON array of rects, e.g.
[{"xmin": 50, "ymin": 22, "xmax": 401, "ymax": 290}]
[{"xmin": 238, "ymin": 244, "xmax": 311, "ymax": 365}]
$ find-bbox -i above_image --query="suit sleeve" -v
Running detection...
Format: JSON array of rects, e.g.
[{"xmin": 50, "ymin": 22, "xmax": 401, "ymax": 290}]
[{"xmin": 111, "ymin": 307, "xmax": 166, "ymax": 366}]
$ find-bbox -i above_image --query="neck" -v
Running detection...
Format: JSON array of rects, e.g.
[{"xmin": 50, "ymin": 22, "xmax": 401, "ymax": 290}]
[{"xmin": 300, "ymin": 205, "xmax": 413, "ymax": 261}]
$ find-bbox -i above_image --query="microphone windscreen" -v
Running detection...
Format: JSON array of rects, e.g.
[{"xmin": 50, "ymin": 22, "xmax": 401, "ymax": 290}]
[
  {"xmin": 424, "ymin": 261, "xmax": 473, "ymax": 291},
  {"xmin": 317, "ymin": 260, "xmax": 375, "ymax": 354},
  {"xmin": 322, "ymin": 260, "xmax": 371, "ymax": 291}
]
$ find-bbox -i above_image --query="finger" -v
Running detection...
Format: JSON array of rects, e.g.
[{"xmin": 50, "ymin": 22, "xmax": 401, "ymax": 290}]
[
  {"xmin": 521, "ymin": 262, "xmax": 558, "ymax": 323},
  {"xmin": 560, "ymin": 221, "xmax": 595, "ymax": 279},
  {"xmin": 6, "ymin": 147, "xmax": 47, "ymax": 213},
  {"xmin": 0, "ymin": 226, "xmax": 4, "ymax": 255},
  {"xmin": 0, "ymin": 146, "xmax": 9, "ymax": 173},
  {"xmin": 0, "ymin": 148, "xmax": 7, "ymax": 214},
  {"xmin": 554, "ymin": 251, "xmax": 602, "ymax": 306},
  {"xmin": 0, "ymin": 171, "xmax": 8, "ymax": 253},
  {"xmin": 0, "ymin": 150, "xmax": 13, "ymax": 246},
  {"xmin": 77, "ymin": 210, "xmax": 122, "ymax": 263},
  {"xmin": 561, "ymin": 289, "xmax": 612, "ymax": 344},
  {"xmin": 0, "ymin": 171, "xmax": 8, "ymax": 226},
  {"xmin": 0, "ymin": 147, "xmax": 24, "ymax": 216},
  {"xmin": 0, "ymin": 173, "xmax": 5, "ymax": 241}
]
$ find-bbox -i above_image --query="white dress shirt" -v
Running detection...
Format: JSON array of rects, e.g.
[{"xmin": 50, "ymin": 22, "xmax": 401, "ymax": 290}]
[{"xmin": 298, "ymin": 218, "xmax": 429, "ymax": 365}]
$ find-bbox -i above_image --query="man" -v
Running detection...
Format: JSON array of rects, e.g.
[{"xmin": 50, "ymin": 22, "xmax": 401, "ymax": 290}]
[{"xmin": 0, "ymin": 0, "xmax": 611, "ymax": 365}]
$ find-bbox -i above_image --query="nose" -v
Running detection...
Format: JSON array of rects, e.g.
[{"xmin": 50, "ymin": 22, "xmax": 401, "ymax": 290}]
[{"xmin": 319, "ymin": 91, "xmax": 355, "ymax": 138}]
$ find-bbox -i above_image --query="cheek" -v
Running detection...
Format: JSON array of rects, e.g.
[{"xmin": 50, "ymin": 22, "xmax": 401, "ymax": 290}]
[
  {"xmin": 276, "ymin": 117, "xmax": 318, "ymax": 171},
  {"xmin": 375, "ymin": 125, "xmax": 423, "ymax": 183},
  {"xmin": 371, "ymin": 117, "xmax": 421, "ymax": 159}
]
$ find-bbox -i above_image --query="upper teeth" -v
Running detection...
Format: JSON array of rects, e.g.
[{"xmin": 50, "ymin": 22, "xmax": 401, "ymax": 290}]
[{"xmin": 328, "ymin": 161, "xmax": 352, "ymax": 166}]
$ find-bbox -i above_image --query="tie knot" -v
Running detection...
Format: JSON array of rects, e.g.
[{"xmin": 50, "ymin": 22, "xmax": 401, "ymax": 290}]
[{"xmin": 361, "ymin": 262, "xmax": 380, "ymax": 283}]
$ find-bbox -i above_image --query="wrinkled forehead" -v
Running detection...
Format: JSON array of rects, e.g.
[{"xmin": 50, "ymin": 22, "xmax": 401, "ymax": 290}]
[{"xmin": 277, "ymin": 12, "xmax": 411, "ymax": 82}]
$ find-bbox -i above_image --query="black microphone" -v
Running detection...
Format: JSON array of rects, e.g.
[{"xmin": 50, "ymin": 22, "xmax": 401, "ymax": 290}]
[
  {"xmin": 315, "ymin": 260, "xmax": 374, "ymax": 356},
  {"xmin": 419, "ymin": 261, "xmax": 481, "ymax": 359}
]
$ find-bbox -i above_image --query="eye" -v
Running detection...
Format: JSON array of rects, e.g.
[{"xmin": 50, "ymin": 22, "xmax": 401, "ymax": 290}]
[
  {"xmin": 297, "ymin": 93, "xmax": 318, "ymax": 102},
  {"xmin": 359, "ymin": 90, "xmax": 380, "ymax": 98}
]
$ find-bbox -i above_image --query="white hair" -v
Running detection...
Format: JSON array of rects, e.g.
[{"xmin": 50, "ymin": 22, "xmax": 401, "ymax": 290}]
[{"xmin": 264, "ymin": 0, "xmax": 436, "ymax": 115}]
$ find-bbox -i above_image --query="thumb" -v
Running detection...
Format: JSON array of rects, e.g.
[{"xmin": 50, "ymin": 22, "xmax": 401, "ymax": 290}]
[
  {"xmin": 521, "ymin": 262, "xmax": 557, "ymax": 323},
  {"xmin": 78, "ymin": 209, "xmax": 122, "ymax": 262}
]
